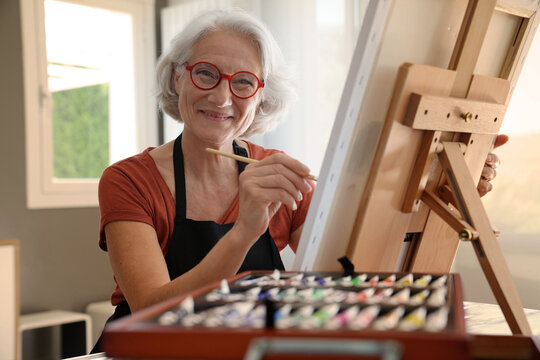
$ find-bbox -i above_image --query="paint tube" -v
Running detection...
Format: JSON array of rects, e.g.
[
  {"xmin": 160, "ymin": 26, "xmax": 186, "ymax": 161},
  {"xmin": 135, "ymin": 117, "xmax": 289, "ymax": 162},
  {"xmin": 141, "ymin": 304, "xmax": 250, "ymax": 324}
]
[
  {"xmin": 398, "ymin": 307, "xmax": 427, "ymax": 331},
  {"xmin": 430, "ymin": 275, "xmax": 448, "ymax": 288},
  {"xmin": 350, "ymin": 274, "xmax": 368, "ymax": 286},
  {"xmin": 386, "ymin": 288, "xmax": 410, "ymax": 305},
  {"xmin": 372, "ymin": 306, "xmax": 405, "ymax": 330},
  {"xmin": 299, "ymin": 304, "xmax": 340, "ymax": 329},
  {"xmin": 366, "ymin": 275, "xmax": 380, "ymax": 287},
  {"xmin": 348, "ymin": 305, "xmax": 381, "ymax": 330},
  {"xmin": 204, "ymin": 301, "xmax": 255, "ymax": 328},
  {"xmin": 366, "ymin": 288, "xmax": 393, "ymax": 304},
  {"xmin": 396, "ymin": 273, "xmax": 414, "ymax": 287},
  {"xmin": 413, "ymin": 274, "xmax": 432, "ymax": 288},
  {"xmin": 350, "ymin": 288, "xmax": 376, "ymax": 303},
  {"xmin": 426, "ymin": 288, "xmax": 447, "ymax": 307},
  {"xmin": 337, "ymin": 275, "xmax": 352, "ymax": 286},
  {"xmin": 275, "ymin": 305, "xmax": 314, "ymax": 329},
  {"xmin": 324, "ymin": 306, "xmax": 360, "ymax": 329},
  {"xmin": 409, "ymin": 289, "xmax": 430, "ymax": 305},
  {"xmin": 380, "ymin": 274, "xmax": 396, "ymax": 287},
  {"xmin": 425, "ymin": 306, "xmax": 449, "ymax": 331},
  {"xmin": 158, "ymin": 296, "xmax": 194, "ymax": 325}
]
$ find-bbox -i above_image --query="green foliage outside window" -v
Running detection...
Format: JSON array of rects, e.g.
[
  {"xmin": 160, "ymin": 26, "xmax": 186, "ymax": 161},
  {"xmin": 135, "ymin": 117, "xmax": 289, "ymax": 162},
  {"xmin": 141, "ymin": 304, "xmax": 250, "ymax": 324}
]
[{"xmin": 52, "ymin": 83, "xmax": 109, "ymax": 178}]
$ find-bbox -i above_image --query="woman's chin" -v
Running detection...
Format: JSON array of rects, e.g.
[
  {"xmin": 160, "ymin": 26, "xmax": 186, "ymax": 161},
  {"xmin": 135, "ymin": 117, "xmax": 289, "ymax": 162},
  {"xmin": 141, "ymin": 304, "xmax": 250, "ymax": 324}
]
[
  {"xmin": 186, "ymin": 121, "xmax": 250, "ymax": 145},
  {"xmin": 185, "ymin": 128, "xmax": 234, "ymax": 147}
]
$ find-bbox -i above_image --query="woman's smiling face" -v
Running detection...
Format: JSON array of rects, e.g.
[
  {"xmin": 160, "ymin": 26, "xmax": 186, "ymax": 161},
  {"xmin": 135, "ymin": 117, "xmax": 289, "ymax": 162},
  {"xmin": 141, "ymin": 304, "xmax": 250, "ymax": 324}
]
[{"xmin": 175, "ymin": 30, "xmax": 263, "ymax": 146}]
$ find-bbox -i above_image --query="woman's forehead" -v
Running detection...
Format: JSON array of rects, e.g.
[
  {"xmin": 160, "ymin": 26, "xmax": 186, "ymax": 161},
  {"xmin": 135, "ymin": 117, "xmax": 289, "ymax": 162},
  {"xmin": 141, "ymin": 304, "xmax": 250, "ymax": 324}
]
[{"xmin": 189, "ymin": 31, "xmax": 262, "ymax": 75}]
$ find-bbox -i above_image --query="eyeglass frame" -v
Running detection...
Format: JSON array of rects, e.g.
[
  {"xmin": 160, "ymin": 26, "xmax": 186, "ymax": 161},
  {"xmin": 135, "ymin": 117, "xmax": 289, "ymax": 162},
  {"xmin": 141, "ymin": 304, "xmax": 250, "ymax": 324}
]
[{"xmin": 182, "ymin": 62, "xmax": 265, "ymax": 99}]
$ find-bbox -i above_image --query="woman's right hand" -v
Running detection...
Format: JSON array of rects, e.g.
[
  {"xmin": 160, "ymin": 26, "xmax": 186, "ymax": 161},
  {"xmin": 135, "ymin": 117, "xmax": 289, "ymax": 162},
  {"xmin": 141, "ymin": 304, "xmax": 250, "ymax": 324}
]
[{"xmin": 234, "ymin": 152, "xmax": 313, "ymax": 243}]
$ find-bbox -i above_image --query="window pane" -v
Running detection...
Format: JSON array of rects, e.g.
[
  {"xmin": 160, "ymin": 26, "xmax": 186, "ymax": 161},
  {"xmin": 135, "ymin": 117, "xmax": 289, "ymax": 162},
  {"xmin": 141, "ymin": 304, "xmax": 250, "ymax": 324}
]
[
  {"xmin": 44, "ymin": 0, "xmax": 136, "ymax": 179},
  {"xmin": 52, "ymin": 84, "xmax": 109, "ymax": 178}
]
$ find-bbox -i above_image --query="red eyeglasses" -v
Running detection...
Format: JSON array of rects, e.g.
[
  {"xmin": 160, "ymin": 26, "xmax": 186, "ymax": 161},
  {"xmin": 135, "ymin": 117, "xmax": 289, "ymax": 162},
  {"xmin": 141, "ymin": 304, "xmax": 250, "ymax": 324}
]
[{"xmin": 184, "ymin": 62, "xmax": 264, "ymax": 99}]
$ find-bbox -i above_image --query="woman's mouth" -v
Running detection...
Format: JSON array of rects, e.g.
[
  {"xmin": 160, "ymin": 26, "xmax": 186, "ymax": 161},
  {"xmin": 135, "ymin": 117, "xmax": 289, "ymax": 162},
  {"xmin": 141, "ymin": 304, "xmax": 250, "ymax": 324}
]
[{"xmin": 200, "ymin": 110, "xmax": 233, "ymax": 122}]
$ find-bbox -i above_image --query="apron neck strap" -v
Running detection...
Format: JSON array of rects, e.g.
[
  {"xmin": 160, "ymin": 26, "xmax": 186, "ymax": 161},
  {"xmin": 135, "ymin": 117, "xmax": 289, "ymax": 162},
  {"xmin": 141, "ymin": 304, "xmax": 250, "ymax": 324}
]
[{"xmin": 173, "ymin": 134, "xmax": 249, "ymax": 217}]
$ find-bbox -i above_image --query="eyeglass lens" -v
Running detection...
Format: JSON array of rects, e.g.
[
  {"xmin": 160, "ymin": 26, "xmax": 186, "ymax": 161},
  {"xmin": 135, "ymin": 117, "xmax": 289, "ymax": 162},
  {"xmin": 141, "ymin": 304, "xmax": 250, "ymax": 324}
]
[{"xmin": 190, "ymin": 62, "xmax": 259, "ymax": 98}]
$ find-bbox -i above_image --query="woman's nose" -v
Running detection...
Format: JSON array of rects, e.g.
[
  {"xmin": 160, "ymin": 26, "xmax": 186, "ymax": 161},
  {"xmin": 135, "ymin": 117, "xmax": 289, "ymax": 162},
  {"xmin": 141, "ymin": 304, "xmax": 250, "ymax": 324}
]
[{"xmin": 208, "ymin": 78, "xmax": 233, "ymax": 107}]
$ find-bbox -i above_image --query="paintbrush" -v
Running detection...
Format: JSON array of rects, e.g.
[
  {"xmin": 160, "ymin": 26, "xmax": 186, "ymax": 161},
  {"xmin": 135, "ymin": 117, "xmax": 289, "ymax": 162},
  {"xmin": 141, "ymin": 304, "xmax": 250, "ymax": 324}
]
[{"xmin": 205, "ymin": 147, "xmax": 317, "ymax": 181}]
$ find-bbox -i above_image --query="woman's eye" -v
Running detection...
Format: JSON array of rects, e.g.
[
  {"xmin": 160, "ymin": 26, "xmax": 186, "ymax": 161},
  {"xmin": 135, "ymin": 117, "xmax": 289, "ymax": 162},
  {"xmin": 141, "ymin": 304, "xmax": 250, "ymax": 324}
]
[
  {"xmin": 239, "ymin": 79, "xmax": 254, "ymax": 86},
  {"xmin": 233, "ymin": 77, "xmax": 255, "ymax": 87},
  {"xmin": 196, "ymin": 70, "xmax": 217, "ymax": 79}
]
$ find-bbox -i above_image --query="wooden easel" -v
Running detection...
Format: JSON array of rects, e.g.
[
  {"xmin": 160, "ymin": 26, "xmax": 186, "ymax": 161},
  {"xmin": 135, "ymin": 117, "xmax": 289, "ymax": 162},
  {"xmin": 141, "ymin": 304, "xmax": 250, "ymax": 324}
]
[
  {"xmin": 346, "ymin": 0, "xmax": 540, "ymax": 336},
  {"xmin": 404, "ymin": 109, "xmax": 531, "ymax": 336}
]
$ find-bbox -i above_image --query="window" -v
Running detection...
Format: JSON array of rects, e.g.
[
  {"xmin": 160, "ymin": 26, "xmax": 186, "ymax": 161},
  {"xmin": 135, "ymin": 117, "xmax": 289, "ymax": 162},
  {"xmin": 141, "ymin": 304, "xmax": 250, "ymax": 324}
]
[{"xmin": 21, "ymin": 0, "xmax": 157, "ymax": 209}]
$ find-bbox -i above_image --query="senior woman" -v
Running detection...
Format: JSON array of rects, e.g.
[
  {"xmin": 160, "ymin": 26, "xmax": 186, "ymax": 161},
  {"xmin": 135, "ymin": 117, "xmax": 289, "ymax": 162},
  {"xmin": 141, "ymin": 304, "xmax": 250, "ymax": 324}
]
[
  {"xmin": 92, "ymin": 8, "xmax": 313, "ymax": 352},
  {"xmin": 93, "ymin": 7, "xmax": 505, "ymax": 353}
]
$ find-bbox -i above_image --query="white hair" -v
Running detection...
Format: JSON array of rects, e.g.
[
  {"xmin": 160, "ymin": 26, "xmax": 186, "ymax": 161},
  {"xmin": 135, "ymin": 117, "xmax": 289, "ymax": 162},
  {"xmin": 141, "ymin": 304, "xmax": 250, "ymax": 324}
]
[{"xmin": 155, "ymin": 8, "xmax": 296, "ymax": 137}]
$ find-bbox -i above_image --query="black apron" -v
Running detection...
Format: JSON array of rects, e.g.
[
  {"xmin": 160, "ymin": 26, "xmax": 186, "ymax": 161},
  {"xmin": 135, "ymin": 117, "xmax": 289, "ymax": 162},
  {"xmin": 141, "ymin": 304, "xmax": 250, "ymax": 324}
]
[
  {"xmin": 92, "ymin": 134, "xmax": 284, "ymax": 352},
  {"xmin": 166, "ymin": 134, "xmax": 285, "ymax": 276}
]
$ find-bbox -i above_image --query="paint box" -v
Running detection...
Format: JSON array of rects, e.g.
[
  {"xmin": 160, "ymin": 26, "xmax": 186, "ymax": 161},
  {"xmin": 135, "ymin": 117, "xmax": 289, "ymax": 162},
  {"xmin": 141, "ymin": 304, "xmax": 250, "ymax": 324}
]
[{"xmin": 103, "ymin": 271, "xmax": 468, "ymax": 360}]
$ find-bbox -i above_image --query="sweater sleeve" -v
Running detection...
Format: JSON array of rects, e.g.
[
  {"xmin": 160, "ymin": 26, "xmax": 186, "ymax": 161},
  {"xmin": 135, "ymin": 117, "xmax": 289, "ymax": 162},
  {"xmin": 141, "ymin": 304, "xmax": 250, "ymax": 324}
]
[
  {"xmin": 97, "ymin": 151, "xmax": 175, "ymax": 252},
  {"xmin": 98, "ymin": 167, "xmax": 155, "ymax": 251}
]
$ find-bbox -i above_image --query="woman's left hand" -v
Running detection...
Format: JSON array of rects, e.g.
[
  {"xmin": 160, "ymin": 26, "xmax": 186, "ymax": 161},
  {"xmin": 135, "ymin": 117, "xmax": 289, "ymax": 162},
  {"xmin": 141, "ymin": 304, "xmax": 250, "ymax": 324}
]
[{"xmin": 478, "ymin": 134, "xmax": 509, "ymax": 197}]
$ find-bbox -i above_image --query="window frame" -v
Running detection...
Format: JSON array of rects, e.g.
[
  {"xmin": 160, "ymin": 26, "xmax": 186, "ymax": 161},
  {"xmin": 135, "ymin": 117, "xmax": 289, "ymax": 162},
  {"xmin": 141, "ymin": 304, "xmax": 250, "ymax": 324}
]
[{"xmin": 20, "ymin": 0, "xmax": 157, "ymax": 209}]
